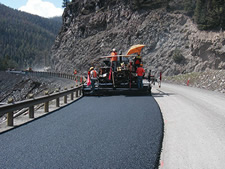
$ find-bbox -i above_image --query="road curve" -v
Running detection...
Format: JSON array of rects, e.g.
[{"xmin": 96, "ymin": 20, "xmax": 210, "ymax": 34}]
[
  {"xmin": 0, "ymin": 95, "xmax": 163, "ymax": 168},
  {"xmin": 154, "ymin": 83, "xmax": 225, "ymax": 169}
]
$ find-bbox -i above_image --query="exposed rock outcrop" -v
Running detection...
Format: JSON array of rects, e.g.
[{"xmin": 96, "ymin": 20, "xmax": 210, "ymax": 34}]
[{"xmin": 50, "ymin": 0, "xmax": 225, "ymax": 76}]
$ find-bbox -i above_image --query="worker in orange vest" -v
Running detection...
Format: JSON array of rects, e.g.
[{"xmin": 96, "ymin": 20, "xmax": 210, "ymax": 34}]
[
  {"xmin": 159, "ymin": 71, "xmax": 162, "ymax": 88},
  {"xmin": 110, "ymin": 48, "xmax": 118, "ymax": 71},
  {"xmin": 134, "ymin": 53, "xmax": 141, "ymax": 71},
  {"xmin": 89, "ymin": 67, "xmax": 98, "ymax": 92},
  {"xmin": 74, "ymin": 69, "xmax": 77, "ymax": 75},
  {"xmin": 136, "ymin": 64, "xmax": 145, "ymax": 89}
]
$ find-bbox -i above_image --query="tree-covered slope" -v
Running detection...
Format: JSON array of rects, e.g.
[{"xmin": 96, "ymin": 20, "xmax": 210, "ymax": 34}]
[{"xmin": 0, "ymin": 4, "xmax": 62, "ymax": 70}]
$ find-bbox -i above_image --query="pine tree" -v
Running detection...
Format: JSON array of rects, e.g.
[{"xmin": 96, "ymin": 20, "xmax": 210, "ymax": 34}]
[
  {"xmin": 62, "ymin": 0, "xmax": 71, "ymax": 8},
  {"xmin": 194, "ymin": 0, "xmax": 207, "ymax": 29},
  {"xmin": 184, "ymin": 0, "xmax": 196, "ymax": 16}
]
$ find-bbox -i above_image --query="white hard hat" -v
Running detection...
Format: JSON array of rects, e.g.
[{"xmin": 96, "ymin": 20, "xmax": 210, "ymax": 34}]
[{"xmin": 112, "ymin": 48, "xmax": 116, "ymax": 51}]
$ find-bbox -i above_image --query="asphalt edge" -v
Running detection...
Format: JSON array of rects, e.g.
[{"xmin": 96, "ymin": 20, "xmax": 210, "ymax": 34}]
[{"xmin": 152, "ymin": 95, "xmax": 165, "ymax": 169}]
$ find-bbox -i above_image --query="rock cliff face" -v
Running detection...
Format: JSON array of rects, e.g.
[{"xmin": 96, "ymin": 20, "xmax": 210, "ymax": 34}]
[{"xmin": 51, "ymin": 0, "xmax": 225, "ymax": 76}]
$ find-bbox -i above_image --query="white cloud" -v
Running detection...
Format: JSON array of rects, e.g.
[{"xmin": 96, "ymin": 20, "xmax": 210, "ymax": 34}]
[{"xmin": 19, "ymin": 0, "xmax": 64, "ymax": 18}]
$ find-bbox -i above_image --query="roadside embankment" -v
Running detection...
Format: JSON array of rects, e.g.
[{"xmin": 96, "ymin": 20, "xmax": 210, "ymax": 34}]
[
  {"xmin": 0, "ymin": 71, "xmax": 76, "ymax": 103},
  {"xmin": 0, "ymin": 71, "xmax": 77, "ymax": 123}
]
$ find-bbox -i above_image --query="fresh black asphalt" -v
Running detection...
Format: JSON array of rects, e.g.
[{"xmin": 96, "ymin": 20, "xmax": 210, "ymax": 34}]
[{"xmin": 0, "ymin": 95, "xmax": 163, "ymax": 169}]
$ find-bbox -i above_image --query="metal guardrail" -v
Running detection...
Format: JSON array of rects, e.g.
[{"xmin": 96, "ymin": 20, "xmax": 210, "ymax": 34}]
[
  {"xmin": 6, "ymin": 70, "xmax": 85, "ymax": 83},
  {"xmin": 25, "ymin": 71, "xmax": 84, "ymax": 82},
  {"xmin": 0, "ymin": 85, "xmax": 83, "ymax": 126},
  {"xmin": 0, "ymin": 71, "xmax": 84, "ymax": 127}
]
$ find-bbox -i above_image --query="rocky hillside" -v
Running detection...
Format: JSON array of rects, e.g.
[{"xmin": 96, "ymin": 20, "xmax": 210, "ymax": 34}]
[{"xmin": 50, "ymin": 0, "xmax": 225, "ymax": 76}]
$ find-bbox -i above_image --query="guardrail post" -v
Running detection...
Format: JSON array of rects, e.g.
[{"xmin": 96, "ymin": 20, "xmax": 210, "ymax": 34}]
[
  {"xmin": 64, "ymin": 88, "xmax": 67, "ymax": 104},
  {"xmin": 7, "ymin": 112, "xmax": 13, "ymax": 126},
  {"xmin": 28, "ymin": 94, "xmax": 34, "ymax": 118},
  {"xmin": 7, "ymin": 98, "xmax": 14, "ymax": 126},
  {"xmin": 79, "ymin": 88, "xmax": 82, "ymax": 96},
  {"xmin": 55, "ymin": 88, "xmax": 60, "ymax": 107},
  {"xmin": 71, "ymin": 86, "xmax": 74, "ymax": 100},
  {"xmin": 44, "ymin": 91, "xmax": 49, "ymax": 112},
  {"xmin": 76, "ymin": 89, "xmax": 79, "ymax": 97}
]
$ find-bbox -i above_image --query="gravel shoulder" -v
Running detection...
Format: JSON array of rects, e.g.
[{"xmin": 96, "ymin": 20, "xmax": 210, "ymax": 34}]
[{"xmin": 153, "ymin": 83, "xmax": 225, "ymax": 169}]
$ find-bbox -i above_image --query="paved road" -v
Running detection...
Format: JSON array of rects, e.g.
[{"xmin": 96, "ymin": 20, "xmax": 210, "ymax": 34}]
[
  {"xmin": 154, "ymin": 83, "xmax": 225, "ymax": 169},
  {"xmin": 0, "ymin": 95, "xmax": 163, "ymax": 168}
]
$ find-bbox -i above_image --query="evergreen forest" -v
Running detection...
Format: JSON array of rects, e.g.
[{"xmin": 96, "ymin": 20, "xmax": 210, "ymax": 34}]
[
  {"xmin": 136, "ymin": 0, "xmax": 225, "ymax": 30},
  {"xmin": 193, "ymin": 0, "xmax": 225, "ymax": 30},
  {"xmin": 0, "ymin": 4, "xmax": 62, "ymax": 70}
]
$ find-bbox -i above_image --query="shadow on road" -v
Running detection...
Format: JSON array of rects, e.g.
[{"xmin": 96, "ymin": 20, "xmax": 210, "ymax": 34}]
[
  {"xmin": 84, "ymin": 90, "xmax": 152, "ymax": 97},
  {"xmin": 152, "ymin": 89, "xmax": 176, "ymax": 97}
]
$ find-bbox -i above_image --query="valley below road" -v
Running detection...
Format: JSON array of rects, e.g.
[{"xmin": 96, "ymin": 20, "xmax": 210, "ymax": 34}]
[{"xmin": 154, "ymin": 83, "xmax": 225, "ymax": 169}]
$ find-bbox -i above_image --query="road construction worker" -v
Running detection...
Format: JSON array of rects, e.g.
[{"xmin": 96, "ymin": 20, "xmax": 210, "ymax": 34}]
[
  {"xmin": 136, "ymin": 64, "xmax": 145, "ymax": 89},
  {"xmin": 134, "ymin": 53, "xmax": 141, "ymax": 71},
  {"xmin": 110, "ymin": 48, "xmax": 118, "ymax": 71},
  {"xmin": 159, "ymin": 71, "xmax": 162, "ymax": 88},
  {"xmin": 74, "ymin": 69, "xmax": 77, "ymax": 75},
  {"xmin": 89, "ymin": 67, "xmax": 98, "ymax": 92}
]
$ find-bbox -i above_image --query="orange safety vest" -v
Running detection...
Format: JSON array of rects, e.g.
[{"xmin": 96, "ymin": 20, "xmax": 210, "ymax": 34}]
[
  {"xmin": 111, "ymin": 52, "xmax": 118, "ymax": 61},
  {"xmin": 136, "ymin": 67, "xmax": 145, "ymax": 76}
]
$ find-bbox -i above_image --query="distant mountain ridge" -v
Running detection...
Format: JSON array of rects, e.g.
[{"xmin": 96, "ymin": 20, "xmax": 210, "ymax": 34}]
[{"xmin": 0, "ymin": 4, "xmax": 62, "ymax": 70}]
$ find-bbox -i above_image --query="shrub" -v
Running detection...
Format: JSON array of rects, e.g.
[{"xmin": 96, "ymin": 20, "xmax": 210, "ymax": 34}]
[{"xmin": 172, "ymin": 48, "xmax": 185, "ymax": 64}]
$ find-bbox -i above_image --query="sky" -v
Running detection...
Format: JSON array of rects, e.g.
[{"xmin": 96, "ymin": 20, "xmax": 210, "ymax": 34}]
[{"xmin": 0, "ymin": 0, "xmax": 64, "ymax": 18}]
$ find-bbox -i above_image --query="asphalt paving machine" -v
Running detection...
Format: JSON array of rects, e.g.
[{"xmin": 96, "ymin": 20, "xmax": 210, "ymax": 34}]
[{"xmin": 83, "ymin": 45, "xmax": 157, "ymax": 95}]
